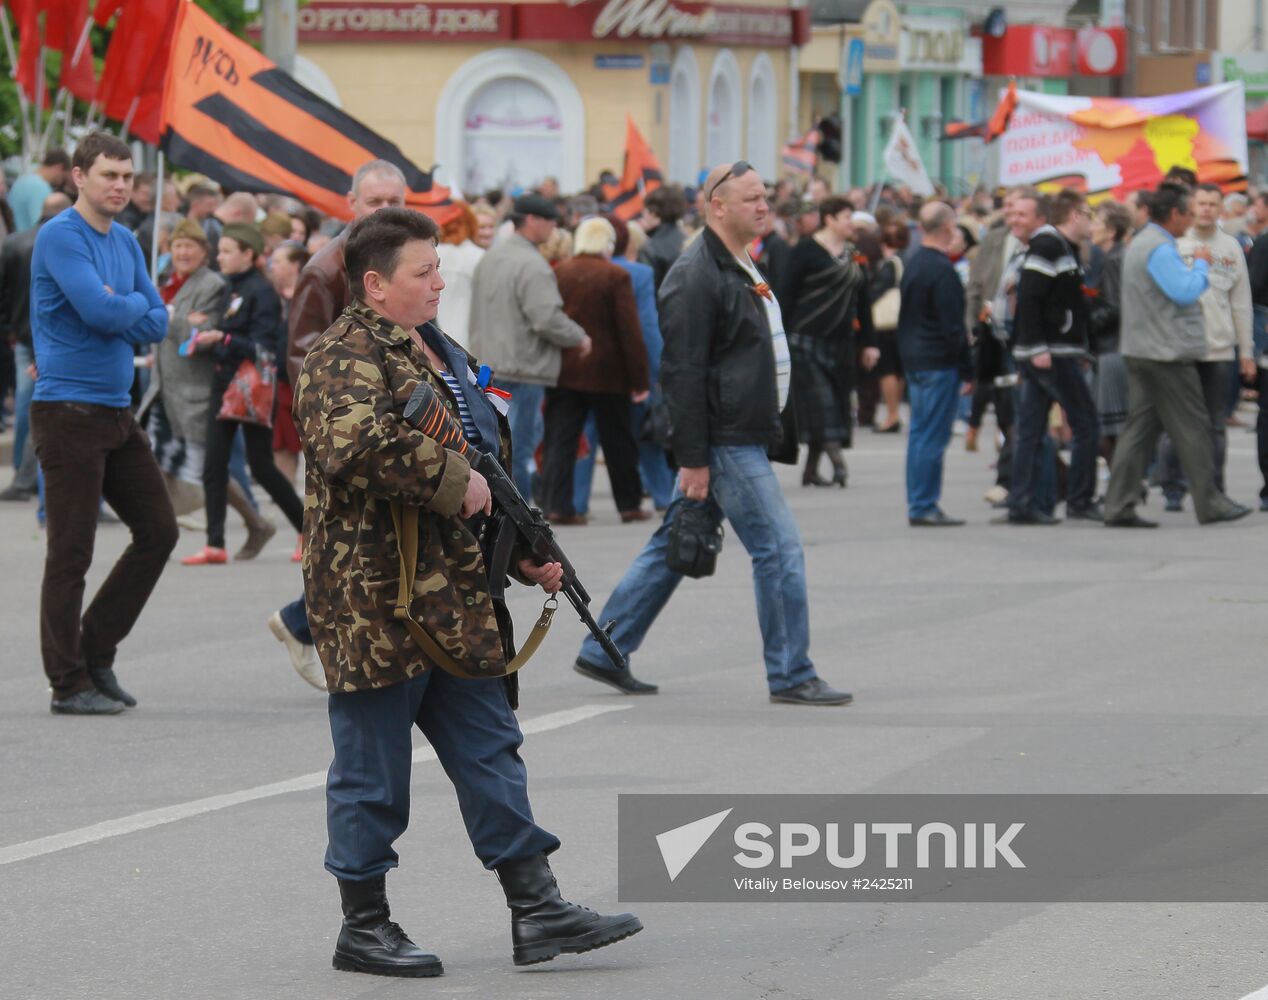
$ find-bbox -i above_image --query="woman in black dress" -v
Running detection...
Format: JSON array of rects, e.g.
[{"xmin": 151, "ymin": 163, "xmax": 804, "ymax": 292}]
[{"xmin": 783, "ymin": 196, "xmax": 877, "ymax": 487}]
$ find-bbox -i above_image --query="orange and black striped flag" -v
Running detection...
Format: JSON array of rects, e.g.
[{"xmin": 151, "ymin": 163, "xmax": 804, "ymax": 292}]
[
  {"xmin": 160, "ymin": 1, "xmax": 455, "ymax": 223},
  {"xmin": 601, "ymin": 116, "xmax": 663, "ymax": 222}
]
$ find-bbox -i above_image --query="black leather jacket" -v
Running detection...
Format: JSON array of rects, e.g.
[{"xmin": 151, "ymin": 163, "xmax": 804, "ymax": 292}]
[
  {"xmin": 659, "ymin": 226, "xmax": 782, "ymax": 468},
  {"xmin": 638, "ymin": 221, "xmax": 685, "ymax": 291}
]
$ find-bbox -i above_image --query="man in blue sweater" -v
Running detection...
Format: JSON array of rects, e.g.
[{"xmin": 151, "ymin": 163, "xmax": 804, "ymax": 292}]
[{"xmin": 28, "ymin": 131, "xmax": 177, "ymax": 715}]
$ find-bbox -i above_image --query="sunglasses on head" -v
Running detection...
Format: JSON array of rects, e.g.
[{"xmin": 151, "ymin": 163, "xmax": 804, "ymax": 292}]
[{"xmin": 708, "ymin": 161, "xmax": 753, "ymax": 201}]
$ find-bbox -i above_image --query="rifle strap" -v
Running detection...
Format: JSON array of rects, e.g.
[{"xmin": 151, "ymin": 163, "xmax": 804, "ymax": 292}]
[{"xmin": 390, "ymin": 502, "xmax": 556, "ymax": 678}]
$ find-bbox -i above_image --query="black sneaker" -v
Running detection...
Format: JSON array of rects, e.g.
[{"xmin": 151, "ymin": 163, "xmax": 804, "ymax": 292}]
[
  {"xmin": 89, "ymin": 667, "xmax": 137, "ymax": 707},
  {"xmin": 769, "ymin": 678, "xmax": 853, "ymax": 706},
  {"xmin": 573, "ymin": 659, "xmax": 659, "ymax": 695},
  {"xmin": 1066, "ymin": 502, "xmax": 1104, "ymax": 522},
  {"xmin": 51, "ymin": 690, "xmax": 126, "ymax": 715}
]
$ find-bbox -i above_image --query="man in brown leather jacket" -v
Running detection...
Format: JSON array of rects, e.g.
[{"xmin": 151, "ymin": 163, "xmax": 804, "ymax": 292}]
[
  {"xmin": 268, "ymin": 160, "xmax": 408, "ymax": 686},
  {"xmin": 296, "ymin": 207, "xmax": 642, "ymax": 977}
]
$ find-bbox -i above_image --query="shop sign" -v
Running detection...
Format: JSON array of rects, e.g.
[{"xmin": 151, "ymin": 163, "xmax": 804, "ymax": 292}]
[
  {"xmin": 1212, "ymin": 52, "xmax": 1268, "ymax": 99},
  {"xmin": 861, "ymin": 0, "xmax": 900, "ymax": 73},
  {"xmin": 1075, "ymin": 26, "xmax": 1127, "ymax": 77},
  {"xmin": 519, "ymin": 0, "xmax": 811, "ymax": 48},
  {"xmin": 842, "ymin": 37, "xmax": 864, "ymax": 96},
  {"xmin": 982, "ymin": 25, "xmax": 1074, "ymax": 77},
  {"xmin": 899, "ymin": 16, "xmax": 975, "ymax": 74},
  {"xmin": 292, "ymin": 2, "xmax": 511, "ymax": 40}
]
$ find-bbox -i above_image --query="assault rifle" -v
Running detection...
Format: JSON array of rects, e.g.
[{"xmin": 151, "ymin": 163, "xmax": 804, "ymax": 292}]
[{"xmin": 403, "ymin": 380, "xmax": 628, "ymax": 673}]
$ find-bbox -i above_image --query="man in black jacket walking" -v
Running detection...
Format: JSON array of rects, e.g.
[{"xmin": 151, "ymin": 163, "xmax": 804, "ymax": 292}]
[
  {"xmin": 1007, "ymin": 188, "xmax": 1101, "ymax": 525},
  {"xmin": 573, "ymin": 162, "xmax": 851, "ymax": 707}
]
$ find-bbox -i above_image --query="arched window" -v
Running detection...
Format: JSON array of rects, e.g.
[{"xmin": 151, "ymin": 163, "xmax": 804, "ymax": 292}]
[
  {"xmin": 668, "ymin": 46, "xmax": 701, "ymax": 185},
  {"xmin": 435, "ymin": 50, "xmax": 585, "ymax": 197},
  {"xmin": 706, "ymin": 50, "xmax": 742, "ymax": 168},
  {"xmin": 746, "ymin": 53, "xmax": 777, "ymax": 181}
]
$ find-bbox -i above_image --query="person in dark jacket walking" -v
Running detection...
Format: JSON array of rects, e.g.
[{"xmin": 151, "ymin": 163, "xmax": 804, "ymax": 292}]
[
  {"xmin": 541, "ymin": 217, "xmax": 650, "ymax": 524},
  {"xmin": 1007, "ymin": 188, "xmax": 1102, "ymax": 525},
  {"xmin": 572, "ymin": 162, "xmax": 852, "ymax": 706},
  {"xmin": 637, "ymin": 185, "xmax": 687, "ymax": 291},
  {"xmin": 182, "ymin": 223, "xmax": 305, "ymax": 564},
  {"xmin": 897, "ymin": 201, "xmax": 973, "ymax": 526}
]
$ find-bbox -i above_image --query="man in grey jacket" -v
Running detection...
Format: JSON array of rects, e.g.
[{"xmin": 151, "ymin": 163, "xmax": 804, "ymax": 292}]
[
  {"xmin": 1159, "ymin": 182, "xmax": 1257, "ymax": 509},
  {"xmin": 1104, "ymin": 182, "xmax": 1250, "ymax": 528},
  {"xmin": 469, "ymin": 194, "xmax": 590, "ymax": 499}
]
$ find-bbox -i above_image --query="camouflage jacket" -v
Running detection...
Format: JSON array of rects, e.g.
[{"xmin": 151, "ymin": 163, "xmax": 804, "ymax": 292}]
[{"xmin": 294, "ymin": 303, "xmax": 515, "ymax": 693}]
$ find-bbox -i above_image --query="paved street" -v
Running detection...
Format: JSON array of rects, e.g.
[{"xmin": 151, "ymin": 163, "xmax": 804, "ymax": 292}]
[{"xmin": 2, "ymin": 423, "xmax": 1267, "ymax": 1000}]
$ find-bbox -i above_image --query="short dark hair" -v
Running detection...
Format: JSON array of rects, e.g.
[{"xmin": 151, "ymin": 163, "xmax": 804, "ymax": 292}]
[
  {"xmin": 276, "ymin": 240, "xmax": 311, "ymax": 269},
  {"xmin": 1164, "ymin": 166, "xmax": 1198, "ymax": 189},
  {"xmin": 644, "ymin": 185, "xmax": 687, "ymax": 224},
  {"xmin": 1150, "ymin": 182, "xmax": 1191, "ymax": 224},
  {"xmin": 43, "ymin": 148, "xmax": 71, "ymax": 169},
  {"xmin": 881, "ymin": 220, "xmax": 909, "ymax": 251},
  {"xmin": 1013, "ymin": 187, "xmax": 1049, "ymax": 219},
  {"xmin": 345, "ymin": 207, "xmax": 439, "ymax": 299},
  {"xmin": 71, "ymin": 133, "xmax": 132, "ymax": 173},
  {"xmin": 817, "ymin": 196, "xmax": 852, "ymax": 224},
  {"xmin": 133, "ymin": 171, "xmax": 157, "ymax": 189},
  {"xmin": 1049, "ymin": 188, "xmax": 1086, "ymax": 226},
  {"xmin": 1097, "ymin": 201, "xmax": 1132, "ymax": 242},
  {"xmin": 1195, "ymin": 182, "xmax": 1223, "ymax": 197}
]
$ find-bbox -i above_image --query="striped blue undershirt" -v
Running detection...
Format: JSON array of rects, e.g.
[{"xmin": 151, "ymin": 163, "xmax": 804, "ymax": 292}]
[{"xmin": 438, "ymin": 369, "xmax": 482, "ymax": 445}]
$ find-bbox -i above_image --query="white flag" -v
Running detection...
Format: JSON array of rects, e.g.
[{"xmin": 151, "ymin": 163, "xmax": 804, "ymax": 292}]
[{"xmin": 882, "ymin": 118, "xmax": 934, "ymax": 197}]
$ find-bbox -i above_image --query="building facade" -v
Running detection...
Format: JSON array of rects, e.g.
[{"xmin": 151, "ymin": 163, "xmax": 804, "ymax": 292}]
[{"xmin": 294, "ymin": 0, "xmax": 809, "ymax": 196}]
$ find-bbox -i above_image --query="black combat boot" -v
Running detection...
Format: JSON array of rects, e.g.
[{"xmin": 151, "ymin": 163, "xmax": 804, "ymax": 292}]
[
  {"xmin": 332, "ymin": 876, "xmax": 443, "ymax": 977},
  {"xmin": 494, "ymin": 854, "xmax": 643, "ymax": 966}
]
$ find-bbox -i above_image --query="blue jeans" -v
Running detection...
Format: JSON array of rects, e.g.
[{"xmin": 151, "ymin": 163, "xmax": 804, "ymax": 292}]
[
  {"xmin": 578, "ymin": 444, "xmax": 817, "ymax": 693},
  {"xmin": 1010, "ymin": 358, "xmax": 1100, "ymax": 514},
  {"xmin": 280, "ymin": 594, "xmax": 312, "ymax": 645},
  {"xmin": 905, "ymin": 368, "xmax": 961, "ymax": 519},
  {"xmin": 13, "ymin": 342, "xmax": 35, "ymax": 470},
  {"xmin": 573, "ymin": 407, "xmax": 676, "ymax": 514},
  {"xmin": 325, "ymin": 669, "xmax": 560, "ymax": 880},
  {"xmin": 501, "ymin": 380, "xmax": 546, "ymax": 501}
]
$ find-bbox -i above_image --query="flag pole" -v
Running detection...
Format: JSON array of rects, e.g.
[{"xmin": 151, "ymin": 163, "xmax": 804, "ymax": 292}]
[
  {"xmin": 0, "ymin": 8, "xmax": 35, "ymax": 165},
  {"xmin": 34, "ymin": 47, "xmax": 48, "ymax": 161},
  {"xmin": 119, "ymin": 95, "xmax": 139, "ymax": 140},
  {"xmin": 150, "ymin": 150, "xmax": 164, "ymax": 279}
]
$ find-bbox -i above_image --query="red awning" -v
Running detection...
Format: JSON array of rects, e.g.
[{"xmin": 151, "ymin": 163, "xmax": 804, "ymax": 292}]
[{"xmin": 1248, "ymin": 104, "xmax": 1268, "ymax": 143}]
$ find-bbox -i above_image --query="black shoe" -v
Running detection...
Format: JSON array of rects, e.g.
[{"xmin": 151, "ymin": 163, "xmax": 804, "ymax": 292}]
[
  {"xmin": 1260, "ymin": 497, "xmax": 1268, "ymax": 512},
  {"xmin": 908, "ymin": 510, "xmax": 964, "ymax": 527},
  {"xmin": 1066, "ymin": 502, "xmax": 1104, "ymax": 522},
  {"xmin": 50, "ymin": 689, "xmax": 126, "ymax": 715},
  {"xmin": 874, "ymin": 421, "xmax": 902, "ymax": 434},
  {"xmin": 574, "ymin": 659, "xmax": 658, "ymax": 695},
  {"xmin": 333, "ymin": 877, "xmax": 443, "ymax": 978},
  {"xmin": 1164, "ymin": 496, "xmax": 1184, "ymax": 513},
  {"xmin": 495, "ymin": 854, "xmax": 643, "ymax": 966},
  {"xmin": 769, "ymin": 677, "xmax": 854, "ymax": 706},
  {"xmin": 1105, "ymin": 512, "xmax": 1158, "ymax": 528},
  {"xmin": 1204, "ymin": 503, "xmax": 1251, "ymax": 525},
  {"xmin": 1007, "ymin": 509, "xmax": 1060, "ymax": 525},
  {"xmin": 0, "ymin": 485, "xmax": 33, "ymax": 502},
  {"xmin": 831, "ymin": 463, "xmax": 848, "ymax": 488},
  {"xmin": 89, "ymin": 667, "xmax": 137, "ymax": 707}
]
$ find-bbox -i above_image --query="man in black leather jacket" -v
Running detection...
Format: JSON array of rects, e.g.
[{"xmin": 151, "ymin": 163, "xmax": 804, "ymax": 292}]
[{"xmin": 573, "ymin": 163, "xmax": 853, "ymax": 707}]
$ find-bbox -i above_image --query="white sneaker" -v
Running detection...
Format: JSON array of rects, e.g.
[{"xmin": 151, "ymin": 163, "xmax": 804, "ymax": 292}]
[
  {"xmin": 983, "ymin": 485, "xmax": 1009, "ymax": 505},
  {"xmin": 267, "ymin": 611, "xmax": 327, "ymax": 691}
]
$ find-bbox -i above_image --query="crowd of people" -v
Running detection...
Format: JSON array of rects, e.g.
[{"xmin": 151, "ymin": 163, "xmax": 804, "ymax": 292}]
[{"xmin": 7, "ymin": 127, "xmax": 1267, "ymax": 977}]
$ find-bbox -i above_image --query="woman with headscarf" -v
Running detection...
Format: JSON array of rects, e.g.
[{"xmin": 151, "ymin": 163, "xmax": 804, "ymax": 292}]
[{"xmin": 783, "ymin": 196, "xmax": 877, "ymax": 487}]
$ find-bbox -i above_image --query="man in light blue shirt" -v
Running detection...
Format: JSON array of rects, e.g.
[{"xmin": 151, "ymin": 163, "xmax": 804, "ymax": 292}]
[
  {"xmin": 1105, "ymin": 181, "xmax": 1250, "ymax": 528},
  {"xmin": 8, "ymin": 149, "xmax": 70, "ymax": 231},
  {"xmin": 27, "ymin": 132, "xmax": 177, "ymax": 716}
]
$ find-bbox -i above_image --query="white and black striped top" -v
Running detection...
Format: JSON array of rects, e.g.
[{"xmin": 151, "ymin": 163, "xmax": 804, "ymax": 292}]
[{"xmin": 438, "ymin": 369, "xmax": 483, "ymax": 445}]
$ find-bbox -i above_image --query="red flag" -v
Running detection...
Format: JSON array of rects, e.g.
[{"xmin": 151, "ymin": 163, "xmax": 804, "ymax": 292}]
[
  {"xmin": 97, "ymin": 0, "xmax": 179, "ymax": 137},
  {"xmin": 602, "ymin": 116, "xmax": 663, "ymax": 222},
  {"xmin": 11, "ymin": 0, "xmax": 45, "ymax": 103},
  {"xmin": 986, "ymin": 80, "xmax": 1017, "ymax": 143},
  {"xmin": 781, "ymin": 128, "xmax": 819, "ymax": 175},
  {"xmin": 47, "ymin": 0, "xmax": 95, "ymax": 100}
]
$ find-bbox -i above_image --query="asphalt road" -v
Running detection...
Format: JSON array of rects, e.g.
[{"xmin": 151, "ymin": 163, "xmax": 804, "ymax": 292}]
[{"xmin": 2, "ymin": 423, "xmax": 1267, "ymax": 1000}]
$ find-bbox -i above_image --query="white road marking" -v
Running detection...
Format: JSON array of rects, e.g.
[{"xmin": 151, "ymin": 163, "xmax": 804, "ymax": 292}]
[
  {"xmin": 0, "ymin": 703, "xmax": 631, "ymax": 868},
  {"xmin": 1238, "ymin": 987, "xmax": 1268, "ymax": 1000}
]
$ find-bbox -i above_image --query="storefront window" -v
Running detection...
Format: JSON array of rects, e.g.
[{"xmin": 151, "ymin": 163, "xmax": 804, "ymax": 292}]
[
  {"xmin": 707, "ymin": 49, "xmax": 742, "ymax": 168},
  {"xmin": 669, "ymin": 46, "xmax": 702, "ymax": 185},
  {"xmin": 462, "ymin": 77, "xmax": 563, "ymax": 195},
  {"xmin": 746, "ymin": 53, "xmax": 777, "ymax": 182}
]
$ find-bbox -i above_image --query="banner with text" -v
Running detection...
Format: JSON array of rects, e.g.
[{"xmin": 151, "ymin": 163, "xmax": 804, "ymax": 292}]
[{"xmin": 997, "ymin": 83, "xmax": 1248, "ymax": 198}]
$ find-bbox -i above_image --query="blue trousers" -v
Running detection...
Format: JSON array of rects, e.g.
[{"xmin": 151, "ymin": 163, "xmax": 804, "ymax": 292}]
[
  {"xmin": 501, "ymin": 381, "xmax": 546, "ymax": 501},
  {"xmin": 577, "ymin": 444, "xmax": 817, "ymax": 693},
  {"xmin": 280, "ymin": 594, "xmax": 312, "ymax": 644},
  {"xmin": 905, "ymin": 368, "xmax": 961, "ymax": 519},
  {"xmin": 325, "ymin": 669, "xmax": 560, "ymax": 881}
]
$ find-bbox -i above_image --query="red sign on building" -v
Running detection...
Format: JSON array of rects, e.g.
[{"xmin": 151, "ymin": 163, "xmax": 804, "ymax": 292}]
[{"xmin": 982, "ymin": 24, "xmax": 1126, "ymax": 78}]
